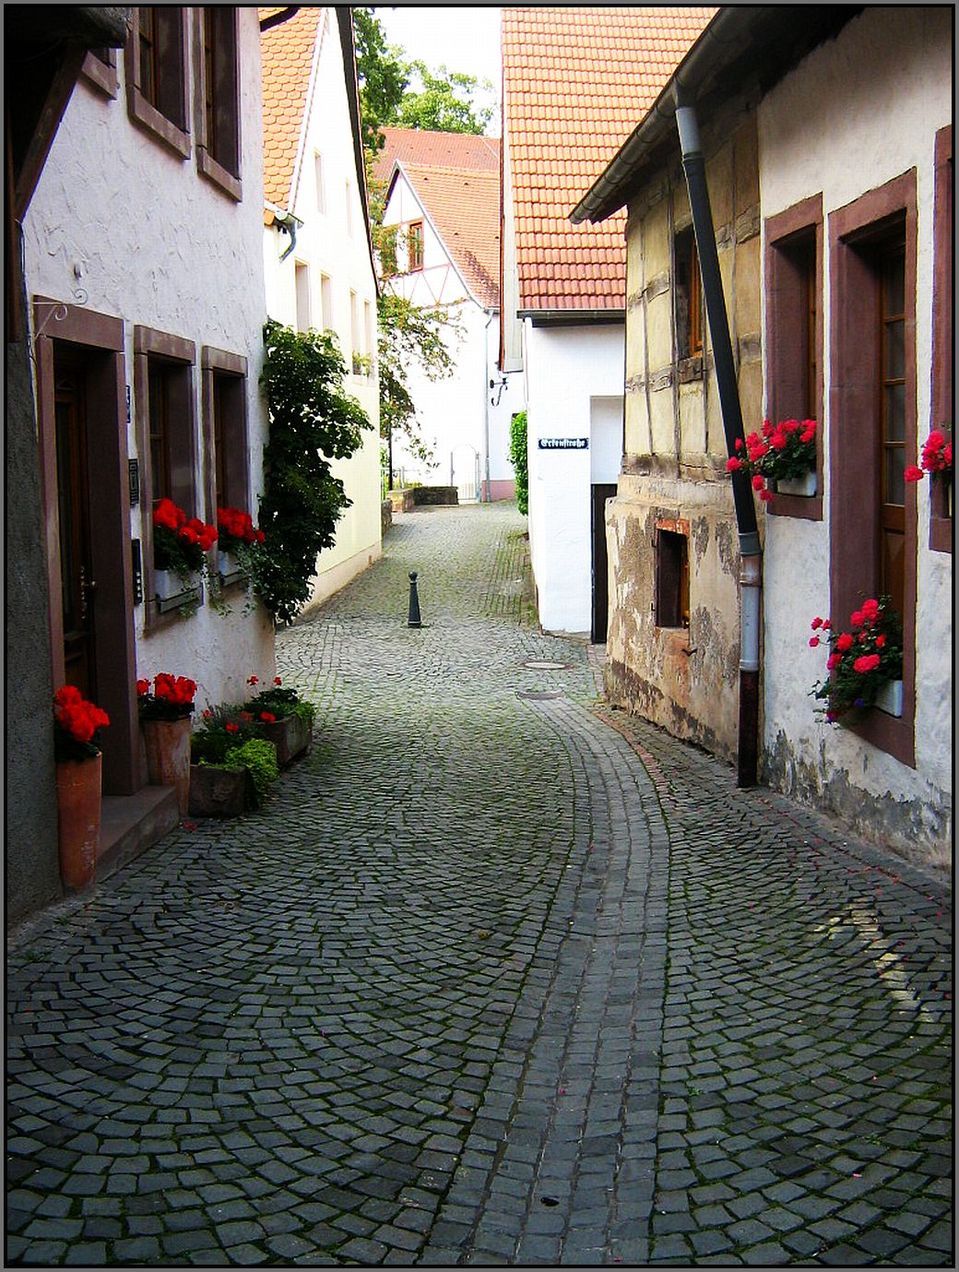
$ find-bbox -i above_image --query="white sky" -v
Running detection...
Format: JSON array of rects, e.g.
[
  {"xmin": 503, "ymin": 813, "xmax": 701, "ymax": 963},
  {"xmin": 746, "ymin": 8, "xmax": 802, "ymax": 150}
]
[{"xmin": 371, "ymin": 5, "xmax": 503, "ymax": 135}]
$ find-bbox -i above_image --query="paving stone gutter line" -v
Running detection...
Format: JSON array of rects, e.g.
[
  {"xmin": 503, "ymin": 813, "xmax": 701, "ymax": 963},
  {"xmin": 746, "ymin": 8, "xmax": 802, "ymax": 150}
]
[{"xmin": 6, "ymin": 504, "xmax": 953, "ymax": 1268}]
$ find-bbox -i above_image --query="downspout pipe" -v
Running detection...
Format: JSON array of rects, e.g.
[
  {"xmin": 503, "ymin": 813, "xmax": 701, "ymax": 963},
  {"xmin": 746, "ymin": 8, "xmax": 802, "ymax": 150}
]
[
  {"xmin": 482, "ymin": 311, "xmax": 494, "ymax": 501},
  {"xmin": 674, "ymin": 92, "xmax": 761, "ymax": 788}
]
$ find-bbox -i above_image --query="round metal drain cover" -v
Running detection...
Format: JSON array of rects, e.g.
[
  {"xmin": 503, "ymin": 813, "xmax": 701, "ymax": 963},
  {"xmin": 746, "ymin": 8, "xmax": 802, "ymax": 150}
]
[
  {"xmin": 522, "ymin": 659, "xmax": 571, "ymax": 671},
  {"xmin": 517, "ymin": 690, "xmax": 563, "ymax": 700}
]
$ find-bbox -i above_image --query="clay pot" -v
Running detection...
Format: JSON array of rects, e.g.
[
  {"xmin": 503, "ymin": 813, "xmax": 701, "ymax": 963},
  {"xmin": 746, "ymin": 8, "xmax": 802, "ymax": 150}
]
[
  {"xmin": 56, "ymin": 754, "xmax": 101, "ymax": 890},
  {"xmin": 142, "ymin": 716, "xmax": 192, "ymax": 815}
]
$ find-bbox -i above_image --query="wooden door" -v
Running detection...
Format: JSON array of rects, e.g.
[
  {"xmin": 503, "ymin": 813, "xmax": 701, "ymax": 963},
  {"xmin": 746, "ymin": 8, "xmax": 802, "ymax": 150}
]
[
  {"xmin": 54, "ymin": 371, "xmax": 97, "ymax": 696},
  {"xmin": 591, "ymin": 483, "xmax": 617, "ymax": 644}
]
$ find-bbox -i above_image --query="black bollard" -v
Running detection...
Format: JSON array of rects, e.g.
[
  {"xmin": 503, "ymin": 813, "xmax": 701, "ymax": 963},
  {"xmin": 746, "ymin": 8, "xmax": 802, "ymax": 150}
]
[{"xmin": 407, "ymin": 571, "xmax": 422, "ymax": 627}]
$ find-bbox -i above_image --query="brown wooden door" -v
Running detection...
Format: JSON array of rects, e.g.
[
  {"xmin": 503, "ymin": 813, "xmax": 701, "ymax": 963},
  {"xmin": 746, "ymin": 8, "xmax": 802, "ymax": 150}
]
[
  {"xmin": 591, "ymin": 484, "xmax": 617, "ymax": 644},
  {"xmin": 54, "ymin": 372, "xmax": 97, "ymax": 697}
]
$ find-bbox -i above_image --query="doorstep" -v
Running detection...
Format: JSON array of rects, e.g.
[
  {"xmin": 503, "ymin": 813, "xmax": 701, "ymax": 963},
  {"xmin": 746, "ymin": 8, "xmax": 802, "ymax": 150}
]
[{"xmin": 97, "ymin": 785, "xmax": 180, "ymax": 883}]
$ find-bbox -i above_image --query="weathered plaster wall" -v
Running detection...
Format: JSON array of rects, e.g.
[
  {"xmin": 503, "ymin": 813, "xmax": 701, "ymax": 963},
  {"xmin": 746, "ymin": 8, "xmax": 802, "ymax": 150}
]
[
  {"xmin": 525, "ymin": 321, "xmax": 625, "ymax": 634},
  {"xmin": 263, "ymin": 6, "xmax": 382, "ymax": 603},
  {"xmin": 609, "ymin": 113, "xmax": 762, "ymax": 759},
  {"xmin": 23, "ymin": 11, "xmax": 275, "ymax": 709},
  {"xmin": 758, "ymin": 6, "xmax": 952, "ymax": 868},
  {"xmin": 7, "ymin": 337, "xmax": 62, "ymax": 923}
]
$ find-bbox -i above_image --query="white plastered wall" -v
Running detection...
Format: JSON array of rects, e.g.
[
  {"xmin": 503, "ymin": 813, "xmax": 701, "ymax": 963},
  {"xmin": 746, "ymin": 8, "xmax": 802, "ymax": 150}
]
[
  {"xmin": 525, "ymin": 322, "xmax": 625, "ymax": 634},
  {"xmin": 758, "ymin": 5, "xmax": 952, "ymax": 861},
  {"xmin": 262, "ymin": 7, "xmax": 381, "ymax": 610},
  {"xmin": 23, "ymin": 11, "xmax": 275, "ymax": 710}
]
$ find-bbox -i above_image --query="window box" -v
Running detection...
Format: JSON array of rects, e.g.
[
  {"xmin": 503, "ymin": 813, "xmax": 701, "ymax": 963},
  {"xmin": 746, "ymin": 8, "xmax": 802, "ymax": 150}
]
[
  {"xmin": 774, "ymin": 471, "xmax": 817, "ymax": 498},
  {"xmin": 216, "ymin": 549, "xmax": 246, "ymax": 588},
  {"xmin": 154, "ymin": 568, "xmax": 202, "ymax": 613},
  {"xmin": 875, "ymin": 678, "xmax": 904, "ymax": 719}
]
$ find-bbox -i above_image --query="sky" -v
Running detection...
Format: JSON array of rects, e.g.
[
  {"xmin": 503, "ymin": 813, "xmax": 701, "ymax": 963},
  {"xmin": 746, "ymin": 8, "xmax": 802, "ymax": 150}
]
[{"xmin": 372, "ymin": 5, "xmax": 503, "ymax": 135}]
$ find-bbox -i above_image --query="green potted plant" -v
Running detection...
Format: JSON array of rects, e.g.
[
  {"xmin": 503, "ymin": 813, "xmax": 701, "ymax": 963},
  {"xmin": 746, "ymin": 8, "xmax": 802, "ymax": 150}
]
[
  {"xmin": 53, "ymin": 685, "xmax": 110, "ymax": 890},
  {"xmin": 809, "ymin": 596, "xmax": 904, "ymax": 723},
  {"xmin": 726, "ymin": 418, "xmax": 818, "ymax": 500},
  {"xmin": 137, "ymin": 674, "xmax": 197, "ymax": 814},
  {"xmin": 152, "ymin": 497, "xmax": 218, "ymax": 610},
  {"xmin": 241, "ymin": 674, "xmax": 315, "ymax": 767},
  {"xmin": 189, "ymin": 705, "xmax": 279, "ymax": 816}
]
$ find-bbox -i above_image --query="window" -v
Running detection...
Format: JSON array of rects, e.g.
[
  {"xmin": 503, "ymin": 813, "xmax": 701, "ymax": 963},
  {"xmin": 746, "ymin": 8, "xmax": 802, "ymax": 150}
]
[
  {"xmin": 134, "ymin": 326, "xmax": 199, "ymax": 623},
  {"xmin": 364, "ymin": 300, "xmax": 374, "ymax": 375},
  {"xmin": 408, "ymin": 221, "xmax": 424, "ymax": 272},
  {"xmin": 295, "ymin": 262, "xmax": 311, "ymax": 332},
  {"xmin": 320, "ymin": 274, "xmax": 333, "ymax": 332},
  {"xmin": 314, "ymin": 152, "xmax": 326, "ymax": 213},
  {"xmin": 655, "ymin": 527, "xmax": 689, "ymax": 629},
  {"xmin": 345, "ymin": 179, "xmax": 353, "ymax": 237},
  {"xmin": 196, "ymin": 7, "xmax": 240, "ymax": 198},
  {"xmin": 201, "ymin": 347, "xmax": 249, "ymax": 529},
  {"xmin": 674, "ymin": 227, "xmax": 702, "ymax": 360},
  {"xmin": 930, "ymin": 125, "xmax": 952, "ymax": 552},
  {"xmin": 764, "ymin": 195, "xmax": 824, "ymax": 520},
  {"xmin": 829, "ymin": 170, "xmax": 917, "ymax": 766},
  {"xmin": 126, "ymin": 7, "xmax": 190, "ymax": 157},
  {"xmin": 350, "ymin": 290, "xmax": 361, "ymax": 374}
]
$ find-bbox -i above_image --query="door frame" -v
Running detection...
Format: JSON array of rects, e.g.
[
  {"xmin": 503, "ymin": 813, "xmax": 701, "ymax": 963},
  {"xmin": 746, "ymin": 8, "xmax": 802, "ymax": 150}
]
[
  {"xmin": 35, "ymin": 298, "xmax": 141, "ymax": 793},
  {"xmin": 590, "ymin": 483, "xmax": 617, "ymax": 644}
]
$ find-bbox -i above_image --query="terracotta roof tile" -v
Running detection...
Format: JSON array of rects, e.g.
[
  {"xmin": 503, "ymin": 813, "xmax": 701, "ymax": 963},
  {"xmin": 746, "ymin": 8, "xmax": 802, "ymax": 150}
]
[
  {"xmin": 373, "ymin": 127, "xmax": 500, "ymax": 187},
  {"xmin": 260, "ymin": 6, "xmax": 323, "ymax": 208},
  {"xmin": 503, "ymin": 5, "xmax": 716, "ymax": 311},
  {"xmin": 399, "ymin": 161, "xmax": 500, "ymax": 308}
]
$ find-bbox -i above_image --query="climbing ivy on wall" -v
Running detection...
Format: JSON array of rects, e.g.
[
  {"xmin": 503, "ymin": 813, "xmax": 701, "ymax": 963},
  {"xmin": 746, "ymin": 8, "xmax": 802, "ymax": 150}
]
[
  {"xmin": 509, "ymin": 410, "xmax": 529, "ymax": 515},
  {"xmin": 254, "ymin": 320, "xmax": 372, "ymax": 626}
]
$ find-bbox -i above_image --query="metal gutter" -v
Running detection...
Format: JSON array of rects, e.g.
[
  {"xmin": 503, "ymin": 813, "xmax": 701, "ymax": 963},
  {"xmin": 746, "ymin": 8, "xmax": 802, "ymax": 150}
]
[{"xmin": 519, "ymin": 308, "xmax": 624, "ymax": 328}]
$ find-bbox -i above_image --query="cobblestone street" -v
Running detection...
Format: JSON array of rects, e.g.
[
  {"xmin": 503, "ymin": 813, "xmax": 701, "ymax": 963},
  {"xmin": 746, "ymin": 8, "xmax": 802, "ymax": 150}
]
[{"xmin": 6, "ymin": 503, "xmax": 953, "ymax": 1267}]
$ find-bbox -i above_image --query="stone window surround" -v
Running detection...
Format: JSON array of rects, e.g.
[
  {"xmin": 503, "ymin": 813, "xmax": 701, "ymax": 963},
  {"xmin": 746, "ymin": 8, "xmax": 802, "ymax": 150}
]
[
  {"xmin": 133, "ymin": 324, "xmax": 200, "ymax": 634},
  {"xmin": 81, "ymin": 48, "xmax": 119, "ymax": 99},
  {"xmin": 192, "ymin": 7, "xmax": 242, "ymax": 202},
  {"xmin": 201, "ymin": 345, "xmax": 250, "ymax": 555},
  {"xmin": 828, "ymin": 169, "xmax": 918, "ymax": 769},
  {"xmin": 929, "ymin": 124, "xmax": 952, "ymax": 553},
  {"xmin": 125, "ymin": 7, "xmax": 192, "ymax": 160},
  {"xmin": 763, "ymin": 193, "xmax": 824, "ymax": 522}
]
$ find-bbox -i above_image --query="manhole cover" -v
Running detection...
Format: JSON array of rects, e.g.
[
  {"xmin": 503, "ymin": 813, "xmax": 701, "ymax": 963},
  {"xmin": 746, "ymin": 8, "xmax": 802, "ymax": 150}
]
[
  {"xmin": 517, "ymin": 690, "xmax": 563, "ymax": 700},
  {"xmin": 521, "ymin": 659, "xmax": 571, "ymax": 670}
]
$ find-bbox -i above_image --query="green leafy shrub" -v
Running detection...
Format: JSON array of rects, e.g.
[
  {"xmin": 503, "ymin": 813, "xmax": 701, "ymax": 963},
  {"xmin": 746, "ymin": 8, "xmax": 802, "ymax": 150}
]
[
  {"xmin": 254, "ymin": 320, "xmax": 373, "ymax": 626},
  {"xmin": 223, "ymin": 739, "xmax": 279, "ymax": 808},
  {"xmin": 509, "ymin": 411, "xmax": 529, "ymax": 515}
]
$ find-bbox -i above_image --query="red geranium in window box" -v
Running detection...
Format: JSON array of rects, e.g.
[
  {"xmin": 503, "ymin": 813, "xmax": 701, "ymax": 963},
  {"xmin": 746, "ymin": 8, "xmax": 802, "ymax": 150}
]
[
  {"xmin": 153, "ymin": 498, "xmax": 218, "ymax": 579},
  {"xmin": 725, "ymin": 418, "xmax": 817, "ymax": 502},
  {"xmin": 809, "ymin": 596, "xmax": 903, "ymax": 723}
]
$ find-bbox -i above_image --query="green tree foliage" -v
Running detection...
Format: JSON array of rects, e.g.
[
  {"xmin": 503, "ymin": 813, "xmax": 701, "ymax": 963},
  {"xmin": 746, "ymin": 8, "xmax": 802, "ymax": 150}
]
[
  {"xmin": 509, "ymin": 411, "xmax": 529, "ymax": 515},
  {"xmin": 255, "ymin": 320, "xmax": 372, "ymax": 625},
  {"xmin": 353, "ymin": 7, "xmax": 408, "ymax": 154},
  {"xmin": 397, "ymin": 61, "xmax": 493, "ymax": 134}
]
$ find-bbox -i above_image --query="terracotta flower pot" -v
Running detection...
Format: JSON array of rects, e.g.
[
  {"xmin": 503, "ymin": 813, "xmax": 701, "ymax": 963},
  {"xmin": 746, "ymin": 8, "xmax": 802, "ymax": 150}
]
[
  {"xmin": 142, "ymin": 716, "xmax": 192, "ymax": 815},
  {"xmin": 56, "ymin": 753, "xmax": 101, "ymax": 891}
]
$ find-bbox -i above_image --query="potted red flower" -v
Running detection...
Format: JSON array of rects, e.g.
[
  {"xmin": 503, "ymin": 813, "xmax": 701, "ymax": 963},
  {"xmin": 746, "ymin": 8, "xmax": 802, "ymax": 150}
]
[
  {"xmin": 241, "ymin": 675, "xmax": 315, "ymax": 767},
  {"xmin": 809, "ymin": 597, "xmax": 904, "ymax": 723},
  {"xmin": 726, "ymin": 419, "xmax": 818, "ymax": 501},
  {"xmin": 905, "ymin": 427, "xmax": 952, "ymax": 515},
  {"xmin": 137, "ymin": 673, "xmax": 197, "ymax": 814},
  {"xmin": 53, "ymin": 685, "xmax": 110, "ymax": 890},
  {"xmin": 153, "ymin": 498, "xmax": 218, "ymax": 607},
  {"xmin": 215, "ymin": 506, "xmax": 265, "ymax": 584}
]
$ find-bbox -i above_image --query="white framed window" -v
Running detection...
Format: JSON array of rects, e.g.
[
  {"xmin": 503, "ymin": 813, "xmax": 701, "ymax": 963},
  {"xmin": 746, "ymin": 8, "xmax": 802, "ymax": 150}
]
[
  {"xmin": 314, "ymin": 151, "xmax": 325, "ymax": 213},
  {"xmin": 364, "ymin": 299, "xmax": 374, "ymax": 373},
  {"xmin": 295, "ymin": 261, "xmax": 311, "ymax": 332},
  {"xmin": 350, "ymin": 290, "xmax": 360, "ymax": 373},
  {"xmin": 345, "ymin": 178, "xmax": 353, "ymax": 237},
  {"xmin": 320, "ymin": 273, "xmax": 333, "ymax": 332}
]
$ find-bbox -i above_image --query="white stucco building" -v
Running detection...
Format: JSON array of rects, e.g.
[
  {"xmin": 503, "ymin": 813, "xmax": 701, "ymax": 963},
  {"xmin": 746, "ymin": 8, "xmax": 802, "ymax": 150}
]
[
  {"xmin": 21, "ymin": 8, "xmax": 274, "ymax": 848},
  {"xmin": 500, "ymin": 8, "xmax": 711, "ymax": 639},
  {"xmin": 377, "ymin": 128, "xmax": 518, "ymax": 501},
  {"xmin": 261, "ymin": 6, "xmax": 382, "ymax": 609}
]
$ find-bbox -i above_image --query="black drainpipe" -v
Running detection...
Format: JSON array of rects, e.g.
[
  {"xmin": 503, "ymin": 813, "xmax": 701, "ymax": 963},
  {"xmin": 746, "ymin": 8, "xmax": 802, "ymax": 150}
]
[{"xmin": 674, "ymin": 89, "xmax": 761, "ymax": 788}]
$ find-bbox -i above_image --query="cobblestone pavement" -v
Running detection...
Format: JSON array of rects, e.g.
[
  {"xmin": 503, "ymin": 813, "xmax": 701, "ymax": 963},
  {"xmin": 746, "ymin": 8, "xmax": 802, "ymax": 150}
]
[{"xmin": 6, "ymin": 503, "xmax": 953, "ymax": 1267}]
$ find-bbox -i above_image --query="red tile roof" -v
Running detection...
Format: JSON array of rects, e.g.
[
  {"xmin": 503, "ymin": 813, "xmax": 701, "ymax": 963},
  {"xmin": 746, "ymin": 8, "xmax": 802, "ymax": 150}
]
[
  {"xmin": 373, "ymin": 127, "xmax": 500, "ymax": 188},
  {"xmin": 260, "ymin": 6, "xmax": 323, "ymax": 208},
  {"xmin": 502, "ymin": 6, "xmax": 716, "ymax": 311},
  {"xmin": 398, "ymin": 161, "xmax": 500, "ymax": 308}
]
